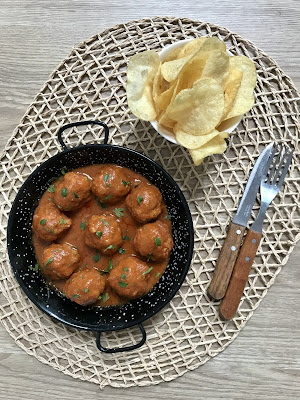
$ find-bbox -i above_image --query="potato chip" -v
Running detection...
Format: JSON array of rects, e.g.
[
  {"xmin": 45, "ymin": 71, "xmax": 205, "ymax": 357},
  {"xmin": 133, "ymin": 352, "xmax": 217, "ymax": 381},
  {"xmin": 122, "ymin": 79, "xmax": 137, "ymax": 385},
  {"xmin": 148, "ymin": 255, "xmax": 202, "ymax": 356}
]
[
  {"xmin": 221, "ymin": 68, "xmax": 243, "ymax": 120},
  {"xmin": 194, "ymin": 36, "xmax": 226, "ymax": 57},
  {"xmin": 126, "ymin": 50, "xmax": 160, "ymax": 121},
  {"xmin": 189, "ymin": 132, "xmax": 229, "ymax": 166},
  {"xmin": 152, "ymin": 65, "xmax": 167, "ymax": 105},
  {"xmin": 177, "ymin": 37, "xmax": 207, "ymax": 58},
  {"xmin": 201, "ymin": 50, "xmax": 230, "ymax": 88},
  {"xmin": 156, "ymin": 81, "xmax": 177, "ymax": 111},
  {"xmin": 161, "ymin": 55, "xmax": 191, "ymax": 82},
  {"xmin": 175, "ymin": 128, "xmax": 222, "ymax": 149},
  {"xmin": 163, "ymin": 46, "xmax": 182, "ymax": 63},
  {"xmin": 158, "ymin": 112, "xmax": 176, "ymax": 129},
  {"xmin": 167, "ymin": 78, "xmax": 224, "ymax": 135},
  {"xmin": 225, "ymin": 56, "xmax": 257, "ymax": 120},
  {"xmin": 174, "ymin": 55, "xmax": 206, "ymax": 92}
]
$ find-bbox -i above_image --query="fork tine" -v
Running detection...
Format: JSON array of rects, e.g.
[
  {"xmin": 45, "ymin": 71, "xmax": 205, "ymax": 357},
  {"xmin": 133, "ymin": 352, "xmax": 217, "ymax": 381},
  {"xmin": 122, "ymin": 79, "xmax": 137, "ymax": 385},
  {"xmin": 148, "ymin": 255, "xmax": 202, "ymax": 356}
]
[
  {"xmin": 272, "ymin": 146, "xmax": 290, "ymax": 184},
  {"xmin": 264, "ymin": 143, "xmax": 278, "ymax": 179},
  {"xmin": 277, "ymin": 148, "xmax": 294, "ymax": 189},
  {"xmin": 266, "ymin": 145, "xmax": 283, "ymax": 184}
]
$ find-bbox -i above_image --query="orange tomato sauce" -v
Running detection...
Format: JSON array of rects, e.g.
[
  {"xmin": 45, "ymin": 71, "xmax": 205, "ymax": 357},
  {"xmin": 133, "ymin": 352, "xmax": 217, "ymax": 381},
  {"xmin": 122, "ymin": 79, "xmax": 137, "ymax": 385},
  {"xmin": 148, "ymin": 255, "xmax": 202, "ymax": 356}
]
[{"xmin": 32, "ymin": 165, "xmax": 171, "ymax": 307}]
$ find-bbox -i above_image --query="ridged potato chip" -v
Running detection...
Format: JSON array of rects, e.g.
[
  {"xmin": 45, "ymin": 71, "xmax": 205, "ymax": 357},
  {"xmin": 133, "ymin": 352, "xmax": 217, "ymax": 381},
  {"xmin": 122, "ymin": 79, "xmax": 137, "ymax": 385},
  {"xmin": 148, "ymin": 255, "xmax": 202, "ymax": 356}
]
[
  {"xmin": 189, "ymin": 132, "xmax": 229, "ymax": 166},
  {"xmin": 177, "ymin": 37, "xmax": 207, "ymax": 58},
  {"xmin": 152, "ymin": 65, "xmax": 167, "ymax": 106},
  {"xmin": 167, "ymin": 78, "xmax": 224, "ymax": 135},
  {"xmin": 161, "ymin": 55, "xmax": 191, "ymax": 82},
  {"xmin": 225, "ymin": 56, "xmax": 257, "ymax": 119},
  {"xmin": 201, "ymin": 50, "xmax": 230, "ymax": 88},
  {"xmin": 221, "ymin": 68, "xmax": 243, "ymax": 120},
  {"xmin": 175, "ymin": 128, "xmax": 222, "ymax": 149}
]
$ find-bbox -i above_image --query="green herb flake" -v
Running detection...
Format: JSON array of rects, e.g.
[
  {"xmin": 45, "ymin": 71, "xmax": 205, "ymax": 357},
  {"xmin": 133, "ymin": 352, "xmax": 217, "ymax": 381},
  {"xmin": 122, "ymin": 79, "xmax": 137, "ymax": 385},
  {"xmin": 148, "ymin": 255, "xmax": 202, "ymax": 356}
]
[
  {"xmin": 104, "ymin": 195, "xmax": 112, "ymax": 200},
  {"xmin": 44, "ymin": 257, "xmax": 54, "ymax": 268},
  {"xmin": 118, "ymin": 248, "xmax": 126, "ymax": 254},
  {"xmin": 81, "ymin": 275, "xmax": 85, "ymax": 279},
  {"xmin": 80, "ymin": 221, "xmax": 86, "ymax": 230},
  {"xmin": 61, "ymin": 167, "xmax": 67, "ymax": 175},
  {"xmin": 40, "ymin": 219, "xmax": 47, "ymax": 226},
  {"xmin": 48, "ymin": 185, "xmax": 55, "ymax": 193},
  {"xmin": 113, "ymin": 208, "xmax": 124, "ymax": 218},
  {"xmin": 142, "ymin": 267, "xmax": 153, "ymax": 276},
  {"xmin": 29, "ymin": 263, "xmax": 40, "ymax": 271},
  {"xmin": 101, "ymin": 218, "xmax": 108, "ymax": 226},
  {"xmin": 121, "ymin": 274, "xmax": 127, "ymax": 280},
  {"xmin": 147, "ymin": 253, "xmax": 152, "ymax": 261},
  {"xmin": 73, "ymin": 192, "xmax": 79, "ymax": 199},
  {"xmin": 73, "ymin": 294, "xmax": 80, "ymax": 298},
  {"xmin": 59, "ymin": 218, "xmax": 66, "ymax": 225},
  {"xmin": 49, "ymin": 198, "xmax": 54, "ymax": 202},
  {"xmin": 155, "ymin": 272, "xmax": 160, "ymax": 278},
  {"xmin": 98, "ymin": 200, "xmax": 107, "ymax": 209},
  {"xmin": 155, "ymin": 237, "xmax": 161, "ymax": 247},
  {"xmin": 134, "ymin": 184, "xmax": 139, "ymax": 188},
  {"xmin": 105, "ymin": 244, "xmax": 115, "ymax": 251},
  {"xmin": 123, "ymin": 235, "xmax": 130, "ymax": 241},
  {"xmin": 118, "ymin": 281, "xmax": 128, "ymax": 288},
  {"xmin": 123, "ymin": 267, "xmax": 129, "ymax": 272},
  {"xmin": 97, "ymin": 295, "xmax": 102, "ymax": 300},
  {"xmin": 50, "ymin": 229, "xmax": 55, "ymax": 235},
  {"xmin": 104, "ymin": 173, "xmax": 110, "ymax": 182},
  {"xmin": 56, "ymin": 204, "xmax": 62, "ymax": 209},
  {"xmin": 93, "ymin": 253, "xmax": 101, "ymax": 263},
  {"xmin": 102, "ymin": 293, "xmax": 110, "ymax": 303},
  {"xmin": 137, "ymin": 195, "xmax": 143, "ymax": 206},
  {"xmin": 122, "ymin": 180, "xmax": 129, "ymax": 187},
  {"xmin": 164, "ymin": 214, "xmax": 171, "ymax": 220},
  {"xmin": 84, "ymin": 288, "xmax": 89, "ymax": 293},
  {"xmin": 96, "ymin": 231, "xmax": 102, "ymax": 238},
  {"xmin": 107, "ymin": 259, "xmax": 113, "ymax": 272},
  {"xmin": 61, "ymin": 188, "xmax": 67, "ymax": 197}
]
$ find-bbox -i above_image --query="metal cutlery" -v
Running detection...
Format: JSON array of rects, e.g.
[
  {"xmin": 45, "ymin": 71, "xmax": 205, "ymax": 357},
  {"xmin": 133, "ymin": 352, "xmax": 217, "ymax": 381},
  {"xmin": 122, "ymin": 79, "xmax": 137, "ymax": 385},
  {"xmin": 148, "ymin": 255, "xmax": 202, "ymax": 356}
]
[{"xmin": 219, "ymin": 144, "xmax": 294, "ymax": 319}]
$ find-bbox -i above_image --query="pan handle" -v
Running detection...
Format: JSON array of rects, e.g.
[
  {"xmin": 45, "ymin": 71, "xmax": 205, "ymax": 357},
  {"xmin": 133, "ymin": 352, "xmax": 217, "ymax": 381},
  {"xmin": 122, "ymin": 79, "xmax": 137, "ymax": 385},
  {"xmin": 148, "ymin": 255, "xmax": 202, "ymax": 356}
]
[
  {"xmin": 57, "ymin": 120, "xmax": 109, "ymax": 151},
  {"xmin": 96, "ymin": 323, "xmax": 146, "ymax": 353}
]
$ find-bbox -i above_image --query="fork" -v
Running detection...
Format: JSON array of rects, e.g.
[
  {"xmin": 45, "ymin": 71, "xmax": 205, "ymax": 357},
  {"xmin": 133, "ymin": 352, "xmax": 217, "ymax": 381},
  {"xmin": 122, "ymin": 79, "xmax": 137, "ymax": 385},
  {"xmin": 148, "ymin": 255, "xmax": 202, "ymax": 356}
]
[{"xmin": 219, "ymin": 144, "xmax": 294, "ymax": 320}]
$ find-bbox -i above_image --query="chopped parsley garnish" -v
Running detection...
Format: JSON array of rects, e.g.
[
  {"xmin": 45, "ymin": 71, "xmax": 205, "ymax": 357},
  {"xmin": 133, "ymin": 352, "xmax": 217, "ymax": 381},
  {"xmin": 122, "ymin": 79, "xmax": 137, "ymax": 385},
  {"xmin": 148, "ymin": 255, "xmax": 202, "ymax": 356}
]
[
  {"xmin": 105, "ymin": 195, "xmax": 112, "ymax": 200},
  {"xmin": 155, "ymin": 272, "xmax": 160, "ymax": 278},
  {"xmin": 40, "ymin": 219, "xmax": 47, "ymax": 226},
  {"xmin": 61, "ymin": 167, "xmax": 67, "ymax": 175},
  {"xmin": 48, "ymin": 185, "xmax": 55, "ymax": 193},
  {"xmin": 155, "ymin": 237, "xmax": 161, "ymax": 247},
  {"xmin": 121, "ymin": 274, "xmax": 127, "ymax": 280},
  {"xmin": 134, "ymin": 184, "xmax": 139, "ymax": 188},
  {"xmin": 147, "ymin": 253, "xmax": 152, "ymax": 261},
  {"xmin": 49, "ymin": 198, "xmax": 54, "ymax": 202},
  {"xmin": 73, "ymin": 192, "xmax": 79, "ymax": 199},
  {"xmin": 84, "ymin": 288, "xmax": 89, "ymax": 293},
  {"xmin": 97, "ymin": 199, "xmax": 107, "ymax": 209},
  {"xmin": 56, "ymin": 204, "xmax": 62, "ymax": 209},
  {"xmin": 61, "ymin": 188, "xmax": 67, "ymax": 197},
  {"xmin": 123, "ymin": 235, "xmax": 130, "ymax": 241},
  {"xmin": 80, "ymin": 221, "xmax": 86, "ymax": 230},
  {"xmin": 101, "ymin": 218, "xmax": 108, "ymax": 226},
  {"xmin": 118, "ymin": 248, "xmax": 126, "ymax": 254},
  {"xmin": 104, "ymin": 173, "xmax": 110, "ymax": 182},
  {"xmin": 29, "ymin": 263, "xmax": 39, "ymax": 271},
  {"xmin": 50, "ymin": 229, "xmax": 55, "ymax": 235},
  {"xmin": 44, "ymin": 257, "xmax": 54, "ymax": 268},
  {"xmin": 59, "ymin": 218, "xmax": 66, "ymax": 225},
  {"xmin": 93, "ymin": 253, "xmax": 101, "ymax": 262},
  {"xmin": 137, "ymin": 195, "xmax": 143, "ymax": 205},
  {"xmin": 73, "ymin": 294, "xmax": 80, "ymax": 298},
  {"xmin": 105, "ymin": 244, "xmax": 115, "ymax": 251},
  {"xmin": 118, "ymin": 281, "xmax": 128, "ymax": 288},
  {"xmin": 142, "ymin": 267, "xmax": 153, "ymax": 276},
  {"xmin": 113, "ymin": 208, "xmax": 124, "ymax": 218},
  {"xmin": 107, "ymin": 259, "xmax": 113, "ymax": 272},
  {"xmin": 123, "ymin": 267, "xmax": 129, "ymax": 272},
  {"xmin": 102, "ymin": 293, "xmax": 110, "ymax": 303},
  {"xmin": 96, "ymin": 231, "xmax": 102, "ymax": 238},
  {"xmin": 122, "ymin": 180, "xmax": 129, "ymax": 186},
  {"xmin": 164, "ymin": 214, "xmax": 171, "ymax": 220}
]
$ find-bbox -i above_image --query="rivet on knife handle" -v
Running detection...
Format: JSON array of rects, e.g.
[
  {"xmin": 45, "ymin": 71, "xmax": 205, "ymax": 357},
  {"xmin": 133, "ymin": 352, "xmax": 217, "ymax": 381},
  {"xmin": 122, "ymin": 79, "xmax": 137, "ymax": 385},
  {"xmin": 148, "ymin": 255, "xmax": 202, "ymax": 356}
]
[
  {"xmin": 208, "ymin": 222, "xmax": 245, "ymax": 300},
  {"xmin": 219, "ymin": 229, "xmax": 262, "ymax": 320}
]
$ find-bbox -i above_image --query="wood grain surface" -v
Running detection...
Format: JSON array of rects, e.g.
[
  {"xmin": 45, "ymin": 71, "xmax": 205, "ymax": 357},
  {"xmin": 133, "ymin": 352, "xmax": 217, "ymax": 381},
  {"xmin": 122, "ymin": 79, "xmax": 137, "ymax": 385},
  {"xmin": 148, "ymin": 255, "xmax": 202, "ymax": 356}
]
[{"xmin": 0, "ymin": 1, "xmax": 299, "ymax": 399}]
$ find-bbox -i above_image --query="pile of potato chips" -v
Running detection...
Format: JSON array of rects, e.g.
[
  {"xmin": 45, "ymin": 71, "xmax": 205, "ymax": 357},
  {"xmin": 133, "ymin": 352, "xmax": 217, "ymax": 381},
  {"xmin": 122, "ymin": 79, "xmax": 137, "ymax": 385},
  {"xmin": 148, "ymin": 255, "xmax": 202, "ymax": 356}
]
[{"xmin": 126, "ymin": 37, "xmax": 257, "ymax": 165}]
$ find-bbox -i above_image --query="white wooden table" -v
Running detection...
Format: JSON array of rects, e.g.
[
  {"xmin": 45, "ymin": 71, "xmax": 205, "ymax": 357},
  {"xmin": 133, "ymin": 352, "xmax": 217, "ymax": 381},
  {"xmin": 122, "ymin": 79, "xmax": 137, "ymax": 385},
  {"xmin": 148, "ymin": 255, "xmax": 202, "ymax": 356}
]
[{"xmin": 0, "ymin": 1, "xmax": 299, "ymax": 399}]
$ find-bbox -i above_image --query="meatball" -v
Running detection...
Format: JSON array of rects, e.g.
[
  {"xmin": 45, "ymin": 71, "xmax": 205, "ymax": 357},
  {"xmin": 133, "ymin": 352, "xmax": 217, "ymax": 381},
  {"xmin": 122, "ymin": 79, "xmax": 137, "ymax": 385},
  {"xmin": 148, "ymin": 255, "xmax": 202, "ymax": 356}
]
[
  {"xmin": 107, "ymin": 256, "xmax": 151, "ymax": 299},
  {"xmin": 32, "ymin": 203, "xmax": 72, "ymax": 241},
  {"xmin": 91, "ymin": 165, "xmax": 131, "ymax": 204},
  {"xmin": 84, "ymin": 214, "xmax": 123, "ymax": 255},
  {"xmin": 41, "ymin": 243, "xmax": 80, "ymax": 280},
  {"xmin": 125, "ymin": 183, "xmax": 162, "ymax": 223},
  {"xmin": 65, "ymin": 268, "xmax": 106, "ymax": 306},
  {"xmin": 133, "ymin": 220, "xmax": 173, "ymax": 262},
  {"xmin": 53, "ymin": 172, "xmax": 92, "ymax": 211}
]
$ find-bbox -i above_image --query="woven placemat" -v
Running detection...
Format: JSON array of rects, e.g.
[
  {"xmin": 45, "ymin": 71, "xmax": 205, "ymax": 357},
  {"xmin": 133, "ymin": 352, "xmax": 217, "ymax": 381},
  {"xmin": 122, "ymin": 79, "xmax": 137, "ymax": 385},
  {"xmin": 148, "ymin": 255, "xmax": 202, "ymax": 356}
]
[{"xmin": 0, "ymin": 17, "xmax": 299, "ymax": 388}]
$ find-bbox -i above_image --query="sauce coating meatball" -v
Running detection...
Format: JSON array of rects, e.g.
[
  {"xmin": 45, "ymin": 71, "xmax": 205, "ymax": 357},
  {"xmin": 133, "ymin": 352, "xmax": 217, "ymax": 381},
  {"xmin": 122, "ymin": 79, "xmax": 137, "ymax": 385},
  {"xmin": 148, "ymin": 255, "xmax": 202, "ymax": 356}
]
[
  {"xmin": 125, "ymin": 183, "xmax": 162, "ymax": 223},
  {"xmin": 41, "ymin": 242, "xmax": 80, "ymax": 280},
  {"xmin": 53, "ymin": 172, "xmax": 92, "ymax": 211},
  {"xmin": 32, "ymin": 203, "xmax": 72, "ymax": 241},
  {"xmin": 133, "ymin": 220, "xmax": 173, "ymax": 262},
  {"xmin": 91, "ymin": 165, "xmax": 131, "ymax": 204},
  {"xmin": 107, "ymin": 256, "xmax": 151, "ymax": 299},
  {"xmin": 84, "ymin": 214, "xmax": 123, "ymax": 255},
  {"xmin": 65, "ymin": 268, "xmax": 106, "ymax": 306}
]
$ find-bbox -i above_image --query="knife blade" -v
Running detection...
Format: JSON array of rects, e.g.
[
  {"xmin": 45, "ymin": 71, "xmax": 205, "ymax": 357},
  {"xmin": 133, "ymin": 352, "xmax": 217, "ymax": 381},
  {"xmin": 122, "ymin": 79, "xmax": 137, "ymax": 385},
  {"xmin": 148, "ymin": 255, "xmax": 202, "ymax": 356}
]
[{"xmin": 208, "ymin": 142, "xmax": 273, "ymax": 300}]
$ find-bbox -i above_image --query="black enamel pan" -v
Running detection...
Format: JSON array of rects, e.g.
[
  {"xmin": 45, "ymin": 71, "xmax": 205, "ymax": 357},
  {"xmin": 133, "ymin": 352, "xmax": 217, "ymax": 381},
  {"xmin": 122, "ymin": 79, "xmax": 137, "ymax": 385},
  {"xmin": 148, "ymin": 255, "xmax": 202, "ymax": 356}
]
[{"xmin": 7, "ymin": 120, "xmax": 194, "ymax": 353}]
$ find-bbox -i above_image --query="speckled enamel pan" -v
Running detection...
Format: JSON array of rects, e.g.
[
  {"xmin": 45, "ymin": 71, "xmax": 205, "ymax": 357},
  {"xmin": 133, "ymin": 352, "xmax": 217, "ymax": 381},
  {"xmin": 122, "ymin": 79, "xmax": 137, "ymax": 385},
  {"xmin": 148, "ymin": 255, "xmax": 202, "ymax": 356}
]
[{"xmin": 7, "ymin": 120, "xmax": 194, "ymax": 353}]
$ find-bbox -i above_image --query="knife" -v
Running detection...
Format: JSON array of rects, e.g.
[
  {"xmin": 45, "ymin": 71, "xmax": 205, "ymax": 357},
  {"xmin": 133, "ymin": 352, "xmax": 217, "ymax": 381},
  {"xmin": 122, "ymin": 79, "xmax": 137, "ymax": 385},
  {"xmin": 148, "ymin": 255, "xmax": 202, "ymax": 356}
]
[{"xmin": 208, "ymin": 142, "xmax": 273, "ymax": 300}]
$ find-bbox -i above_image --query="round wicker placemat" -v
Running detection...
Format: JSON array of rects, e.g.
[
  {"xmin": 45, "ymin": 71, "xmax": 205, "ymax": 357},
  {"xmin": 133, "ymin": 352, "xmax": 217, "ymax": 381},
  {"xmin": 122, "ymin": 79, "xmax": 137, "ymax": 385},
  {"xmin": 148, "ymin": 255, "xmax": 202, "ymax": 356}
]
[{"xmin": 0, "ymin": 17, "xmax": 299, "ymax": 388}]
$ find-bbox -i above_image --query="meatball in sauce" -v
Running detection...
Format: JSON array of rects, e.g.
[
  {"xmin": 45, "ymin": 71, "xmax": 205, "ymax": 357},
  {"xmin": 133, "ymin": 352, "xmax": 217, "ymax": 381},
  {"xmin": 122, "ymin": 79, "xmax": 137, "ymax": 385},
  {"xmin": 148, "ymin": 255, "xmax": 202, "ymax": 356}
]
[{"xmin": 32, "ymin": 164, "xmax": 173, "ymax": 307}]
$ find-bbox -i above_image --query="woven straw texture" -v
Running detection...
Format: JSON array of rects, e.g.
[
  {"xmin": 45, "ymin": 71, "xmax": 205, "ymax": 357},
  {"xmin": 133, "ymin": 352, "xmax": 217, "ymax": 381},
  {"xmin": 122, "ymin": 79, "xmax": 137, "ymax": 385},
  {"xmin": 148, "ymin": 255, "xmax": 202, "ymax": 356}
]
[{"xmin": 0, "ymin": 17, "xmax": 299, "ymax": 388}]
